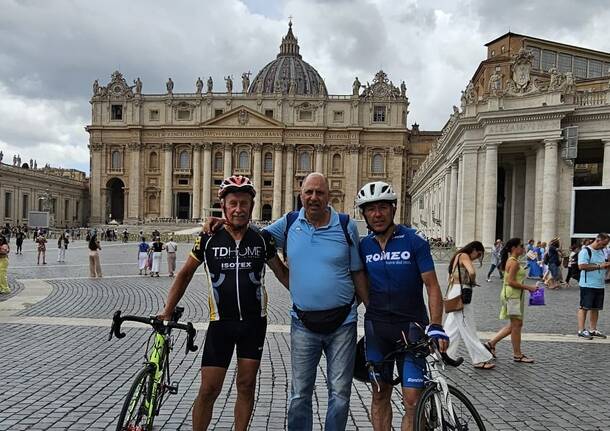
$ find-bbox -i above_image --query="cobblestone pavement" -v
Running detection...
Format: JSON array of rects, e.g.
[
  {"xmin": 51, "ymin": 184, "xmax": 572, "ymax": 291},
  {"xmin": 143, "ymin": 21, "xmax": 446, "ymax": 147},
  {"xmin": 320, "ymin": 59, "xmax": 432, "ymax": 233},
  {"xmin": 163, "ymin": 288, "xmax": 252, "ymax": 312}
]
[{"xmin": 1, "ymin": 240, "xmax": 609, "ymax": 430}]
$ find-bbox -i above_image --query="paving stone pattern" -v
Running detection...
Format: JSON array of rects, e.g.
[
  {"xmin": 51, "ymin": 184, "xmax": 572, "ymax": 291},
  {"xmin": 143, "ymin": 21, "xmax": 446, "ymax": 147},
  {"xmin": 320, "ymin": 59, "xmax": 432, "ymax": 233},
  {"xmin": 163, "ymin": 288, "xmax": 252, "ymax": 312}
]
[{"xmin": 1, "ymin": 239, "xmax": 609, "ymax": 430}]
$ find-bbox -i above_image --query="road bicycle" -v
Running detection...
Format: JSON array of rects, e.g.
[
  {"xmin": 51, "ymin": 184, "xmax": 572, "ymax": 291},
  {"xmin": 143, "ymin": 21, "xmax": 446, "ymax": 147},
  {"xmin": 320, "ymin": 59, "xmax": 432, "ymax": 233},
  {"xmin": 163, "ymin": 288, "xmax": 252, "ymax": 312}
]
[
  {"xmin": 365, "ymin": 325, "xmax": 486, "ymax": 430},
  {"xmin": 108, "ymin": 307, "xmax": 198, "ymax": 431}
]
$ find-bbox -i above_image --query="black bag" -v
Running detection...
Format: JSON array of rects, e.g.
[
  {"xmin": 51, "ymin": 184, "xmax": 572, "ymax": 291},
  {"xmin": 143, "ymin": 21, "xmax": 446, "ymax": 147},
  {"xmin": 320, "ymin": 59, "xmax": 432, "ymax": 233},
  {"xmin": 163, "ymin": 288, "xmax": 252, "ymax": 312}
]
[
  {"xmin": 457, "ymin": 264, "xmax": 473, "ymax": 305},
  {"xmin": 293, "ymin": 297, "xmax": 354, "ymax": 334}
]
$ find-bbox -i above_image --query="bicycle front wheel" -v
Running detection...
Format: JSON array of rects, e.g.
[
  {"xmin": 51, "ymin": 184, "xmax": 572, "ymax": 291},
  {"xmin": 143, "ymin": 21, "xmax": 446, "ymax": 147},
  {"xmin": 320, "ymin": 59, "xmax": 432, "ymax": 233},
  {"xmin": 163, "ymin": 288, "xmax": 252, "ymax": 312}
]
[
  {"xmin": 116, "ymin": 366, "xmax": 156, "ymax": 431},
  {"xmin": 414, "ymin": 384, "xmax": 486, "ymax": 431}
]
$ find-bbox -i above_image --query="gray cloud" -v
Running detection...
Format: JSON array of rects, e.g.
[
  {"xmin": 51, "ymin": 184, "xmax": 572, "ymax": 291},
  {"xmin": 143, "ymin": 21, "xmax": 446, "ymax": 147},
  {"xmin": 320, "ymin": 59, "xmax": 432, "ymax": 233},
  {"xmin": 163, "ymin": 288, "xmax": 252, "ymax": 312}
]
[{"xmin": 1, "ymin": 0, "xmax": 609, "ymax": 172}]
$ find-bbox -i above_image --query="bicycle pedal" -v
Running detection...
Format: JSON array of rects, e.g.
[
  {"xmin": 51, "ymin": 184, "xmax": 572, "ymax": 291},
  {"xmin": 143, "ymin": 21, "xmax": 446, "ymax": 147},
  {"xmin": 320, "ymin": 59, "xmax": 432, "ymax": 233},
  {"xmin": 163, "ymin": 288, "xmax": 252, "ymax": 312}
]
[{"xmin": 166, "ymin": 382, "xmax": 179, "ymax": 394}]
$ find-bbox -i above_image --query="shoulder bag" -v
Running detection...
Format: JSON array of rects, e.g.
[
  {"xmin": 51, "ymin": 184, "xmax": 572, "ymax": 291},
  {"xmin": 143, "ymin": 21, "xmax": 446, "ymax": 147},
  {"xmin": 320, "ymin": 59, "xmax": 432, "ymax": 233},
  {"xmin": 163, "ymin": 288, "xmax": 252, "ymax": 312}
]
[{"xmin": 444, "ymin": 258, "xmax": 464, "ymax": 313}]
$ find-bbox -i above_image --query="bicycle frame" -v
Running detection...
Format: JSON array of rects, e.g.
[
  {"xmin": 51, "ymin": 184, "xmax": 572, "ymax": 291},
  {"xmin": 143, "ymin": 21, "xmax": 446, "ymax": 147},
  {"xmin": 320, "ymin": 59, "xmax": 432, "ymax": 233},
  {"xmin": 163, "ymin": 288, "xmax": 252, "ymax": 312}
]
[
  {"xmin": 424, "ymin": 348, "xmax": 458, "ymax": 429},
  {"xmin": 145, "ymin": 331, "xmax": 171, "ymax": 418}
]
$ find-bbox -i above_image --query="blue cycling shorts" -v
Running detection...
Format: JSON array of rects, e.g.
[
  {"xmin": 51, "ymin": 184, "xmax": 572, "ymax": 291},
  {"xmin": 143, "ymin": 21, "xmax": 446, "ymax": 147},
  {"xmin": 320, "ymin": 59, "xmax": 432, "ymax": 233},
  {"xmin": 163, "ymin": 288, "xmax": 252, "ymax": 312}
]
[{"xmin": 364, "ymin": 319, "xmax": 426, "ymax": 388}]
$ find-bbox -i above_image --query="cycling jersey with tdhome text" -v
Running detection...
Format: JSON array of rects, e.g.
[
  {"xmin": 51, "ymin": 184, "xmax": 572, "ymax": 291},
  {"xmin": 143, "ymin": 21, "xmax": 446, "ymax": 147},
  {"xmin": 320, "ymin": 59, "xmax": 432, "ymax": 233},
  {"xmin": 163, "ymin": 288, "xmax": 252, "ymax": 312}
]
[
  {"xmin": 359, "ymin": 224, "xmax": 435, "ymax": 324},
  {"xmin": 190, "ymin": 226, "xmax": 277, "ymax": 321}
]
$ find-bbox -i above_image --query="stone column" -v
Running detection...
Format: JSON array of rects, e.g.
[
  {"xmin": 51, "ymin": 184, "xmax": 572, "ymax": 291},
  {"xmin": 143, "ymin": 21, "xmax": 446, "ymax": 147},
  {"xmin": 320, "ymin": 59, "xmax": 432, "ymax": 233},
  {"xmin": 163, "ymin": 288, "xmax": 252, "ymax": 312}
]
[
  {"xmin": 284, "ymin": 144, "xmax": 295, "ymax": 212},
  {"xmin": 541, "ymin": 139, "xmax": 559, "ymax": 242},
  {"xmin": 442, "ymin": 168, "xmax": 451, "ymax": 239},
  {"xmin": 448, "ymin": 162, "xmax": 458, "ymax": 240},
  {"xmin": 127, "ymin": 142, "xmax": 141, "ymax": 222},
  {"xmin": 89, "ymin": 142, "xmax": 103, "ymax": 224},
  {"xmin": 345, "ymin": 145, "xmax": 360, "ymax": 217},
  {"xmin": 460, "ymin": 150, "xmax": 478, "ymax": 242},
  {"xmin": 602, "ymin": 139, "xmax": 610, "ymax": 186},
  {"xmin": 455, "ymin": 156, "xmax": 464, "ymax": 245},
  {"xmin": 192, "ymin": 143, "xmax": 202, "ymax": 219},
  {"xmin": 391, "ymin": 147, "xmax": 405, "ymax": 223},
  {"xmin": 510, "ymin": 161, "xmax": 526, "ymax": 239},
  {"xmin": 315, "ymin": 144, "xmax": 324, "ymax": 173},
  {"xmin": 223, "ymin": 143, "xmax": 232, "ymax": 178},
  {"xmin": 252, "ymin": 143, "xmax": 262, "ymax": 220},
  {"xmin": 482, "ymin": 142, "xmax": 498, "ymax": 248},
  {"xmin": 201, "ymin": 143, "xmax": 212, "ymax": 217},
  {"xmin": 533, "ymin": 145, "xmax": 545, "ymax": 241},
  {"xmin": 503, "ymin": 165, "xmax": 512, "ymax": 241},
  {"xmin": 272, "ymin": 143, "xmax": 283, "ymax": 219},
  {"xmin": 162, "ymin": 143, "xmax": 173, "ymax": 218},
  {"xmin": 523, "ymin": 153, "xmax": 536, "ymax": 241}
]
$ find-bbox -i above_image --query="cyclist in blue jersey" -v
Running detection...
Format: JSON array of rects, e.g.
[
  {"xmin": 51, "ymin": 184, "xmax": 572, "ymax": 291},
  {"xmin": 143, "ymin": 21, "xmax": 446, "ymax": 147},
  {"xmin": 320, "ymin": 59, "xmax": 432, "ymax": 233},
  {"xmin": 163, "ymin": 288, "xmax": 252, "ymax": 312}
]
[{"xmin": 355, "ymin": 181, "xmax": 448, "ymax": 431}]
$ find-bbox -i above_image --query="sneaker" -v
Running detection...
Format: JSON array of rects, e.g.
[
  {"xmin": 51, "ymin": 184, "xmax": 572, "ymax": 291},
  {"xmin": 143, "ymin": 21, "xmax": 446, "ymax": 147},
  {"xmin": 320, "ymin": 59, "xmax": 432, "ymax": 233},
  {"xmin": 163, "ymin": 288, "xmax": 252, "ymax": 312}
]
[
  {"xmin": 590, "ymin": 330, "xmax": 607, "ymax": 339},
  {"xmin": 578, "ymin": 330, "xmax": 593, "ymax": 340}
]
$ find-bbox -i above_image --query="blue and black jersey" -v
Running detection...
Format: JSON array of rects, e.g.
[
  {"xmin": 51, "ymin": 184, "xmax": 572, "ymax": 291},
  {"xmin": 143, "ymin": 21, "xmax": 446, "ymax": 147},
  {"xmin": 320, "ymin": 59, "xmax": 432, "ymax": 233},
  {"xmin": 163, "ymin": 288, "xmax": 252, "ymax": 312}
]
[{"xmin": 359, "ymin": 224, "xmax": 435, "ymax": 324}]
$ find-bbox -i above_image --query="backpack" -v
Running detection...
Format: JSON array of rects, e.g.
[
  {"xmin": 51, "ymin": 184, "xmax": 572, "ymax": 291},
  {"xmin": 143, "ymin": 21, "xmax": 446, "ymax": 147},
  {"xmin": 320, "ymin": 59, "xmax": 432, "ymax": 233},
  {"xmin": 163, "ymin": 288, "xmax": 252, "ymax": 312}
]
[
  {"xmin": 282, "ymin": 211, "xmax": 353, "ymax": 260},
  {"xmin": 583, "ymin": 246, "xmax": 592, "ymax": 284}
]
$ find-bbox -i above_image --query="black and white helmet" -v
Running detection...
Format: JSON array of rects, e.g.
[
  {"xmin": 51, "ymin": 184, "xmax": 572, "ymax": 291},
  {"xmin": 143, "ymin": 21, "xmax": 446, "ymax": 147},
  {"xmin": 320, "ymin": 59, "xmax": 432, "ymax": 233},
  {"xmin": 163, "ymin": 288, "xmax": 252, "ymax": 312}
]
[{"xmin": 355, "ymin": 181, "xmax": 397, "ymax": 209}]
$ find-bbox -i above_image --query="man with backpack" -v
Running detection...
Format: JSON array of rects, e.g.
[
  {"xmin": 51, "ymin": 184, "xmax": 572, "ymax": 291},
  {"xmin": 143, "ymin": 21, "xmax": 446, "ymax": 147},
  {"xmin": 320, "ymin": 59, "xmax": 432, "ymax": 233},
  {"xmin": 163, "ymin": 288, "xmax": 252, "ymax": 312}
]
[
  {"xmin": 264, "ymin": 172, "xmax": 368, "ymax": 430},
  {"xmin": 577, "ymin": 233, "xmax": 610, "ymax": 339}
]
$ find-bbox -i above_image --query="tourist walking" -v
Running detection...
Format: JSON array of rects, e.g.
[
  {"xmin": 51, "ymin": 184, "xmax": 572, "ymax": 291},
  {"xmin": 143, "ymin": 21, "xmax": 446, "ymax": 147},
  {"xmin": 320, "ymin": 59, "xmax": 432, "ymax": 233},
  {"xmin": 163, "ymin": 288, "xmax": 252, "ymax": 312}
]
[
  {"xmin": 565, "ymin": 244, "xmax": 581, "ymax": 286},
  {"xmin": 486, "ymin": 239, "xmax": 504, "ymax": 282},
  {"xmin": 150, "ymin": 236, "xmax": 164, "ymax": 277},
  {"xmin": 0, "ymin": 235, "xmax": 9, "ymax": 294},
  {"xmin": 527, "ymin": 240, "xmax": 543, "ymax": 279},
  {"xmin": 159, "ymin": 175, "xmax": 288, "ymax": 431},
  {"xmin": 546, "ymin": 238, "xmax": 564, "ymax": 289},
  {"xmin": 577, "ymin": 233, "xmax": 610, "ymax": 339},
  {"xmin": 445, "ymin": 241, "xmax": 494, "ymax": 369},
  {"xmin": 137, "ymin": 237, "xmax": 150, "ymax": 275},
  {"xmin": 57, "ymin": 232, "xmax": 69, "ymax": 262},
  {"xmin": 485, "ymin": 238, "xmax": 539, "ymax": 363},
  {"xmin": 15, "ymin": 228, "xmax": 24, "ymax": 255},
  {"xmin": 165, "ymin": 236, "xmax": 178, "ymax": 277},
  {"xmin": 36, "ymin": 234, "xmax": 47, "ymax": 265},
  {"xmin": 88, "ymin": 234, "xmax": 102, "ymax": 278}
]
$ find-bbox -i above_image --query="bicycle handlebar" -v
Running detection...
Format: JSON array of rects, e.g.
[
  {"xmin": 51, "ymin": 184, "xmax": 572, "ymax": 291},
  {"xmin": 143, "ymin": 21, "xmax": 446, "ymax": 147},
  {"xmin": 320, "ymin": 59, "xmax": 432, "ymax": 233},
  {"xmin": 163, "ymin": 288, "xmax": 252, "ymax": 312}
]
[{"xmin": 108, "ymin": 310, "xmax": 198, "ymax": 355}]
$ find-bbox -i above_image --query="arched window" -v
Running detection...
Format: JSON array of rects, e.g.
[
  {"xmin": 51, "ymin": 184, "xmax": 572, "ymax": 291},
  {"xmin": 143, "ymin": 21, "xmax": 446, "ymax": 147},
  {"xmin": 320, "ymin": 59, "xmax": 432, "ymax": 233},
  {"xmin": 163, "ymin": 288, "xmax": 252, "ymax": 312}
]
[
  {"xmin": 371, "ymin": 153, "xmax": 384, "ymax": 173},
  {"xmin": 214, "ymin": 152, "xmax": 223, "ymax": 172},
  {"xmin": 238, "ymin": 151, "xmax": 249, "ymax": 170},
  {"xmin": 111, "ymin": 150, "xmax": 122, "ymax": 170},
  {"xmin": 331, "ymin": 198, "xmax": 342, "ymax": 211},
  {"xmin": 299, "ymin": 152, "xmax": 311, "ymax": 172},
  {"xmin": 148, "ymin": 194, "xmax": 158, "ymax": 213},
  {"xmin": 263, "ymin": 152, "xmax": 273, "ymax": 172},
  {"xmin": 332, "ymin": 153, "xmax": 342, "ymax": 173},
  {"xmin": 179, "ymin": 150, "xmax": 190, "ymax": 169},
  {"xmin": 149, "ymin": 152, "xmax": 158, "ymax": 170}
]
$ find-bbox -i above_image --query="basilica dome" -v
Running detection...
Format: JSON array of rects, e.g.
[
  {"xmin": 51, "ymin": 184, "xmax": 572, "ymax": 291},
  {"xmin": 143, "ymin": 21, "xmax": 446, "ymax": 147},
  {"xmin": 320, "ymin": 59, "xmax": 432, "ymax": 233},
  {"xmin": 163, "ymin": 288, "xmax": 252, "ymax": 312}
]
[{"xmin": 249, "ymin": 22, "xmax": 327, "ymax": 97}]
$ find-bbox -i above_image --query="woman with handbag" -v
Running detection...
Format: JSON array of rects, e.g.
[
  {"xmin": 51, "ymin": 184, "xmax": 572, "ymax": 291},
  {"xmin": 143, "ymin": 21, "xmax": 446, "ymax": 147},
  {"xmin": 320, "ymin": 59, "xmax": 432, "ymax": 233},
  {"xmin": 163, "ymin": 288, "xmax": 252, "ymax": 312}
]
[
  {"xmin": 485, "ymin": 238, "xmax": 539, "ymax": 363},
  {"xmin": 444, "ymin": 241, "xmax": 495, "ymax": 369}
]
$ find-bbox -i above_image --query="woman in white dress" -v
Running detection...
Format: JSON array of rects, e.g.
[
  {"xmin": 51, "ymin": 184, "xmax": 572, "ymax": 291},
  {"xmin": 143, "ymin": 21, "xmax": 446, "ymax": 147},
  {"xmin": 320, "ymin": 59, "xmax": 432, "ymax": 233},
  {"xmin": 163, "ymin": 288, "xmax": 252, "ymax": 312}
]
[
  {"xmin": 150, "ymin": 236, "xmax": 164, "ymax": 277},
  {"xmin": 444, "ymin": 241, "xmax": 495, "ymax": 369}
]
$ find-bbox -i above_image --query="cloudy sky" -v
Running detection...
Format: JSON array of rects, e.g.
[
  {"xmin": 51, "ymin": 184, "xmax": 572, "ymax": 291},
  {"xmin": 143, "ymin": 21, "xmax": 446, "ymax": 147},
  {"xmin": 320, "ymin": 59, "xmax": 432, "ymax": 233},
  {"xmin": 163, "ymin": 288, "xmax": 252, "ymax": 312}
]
[{"xmin": 1, "ymin": 0, "xmax": 609, "ymax": 173}]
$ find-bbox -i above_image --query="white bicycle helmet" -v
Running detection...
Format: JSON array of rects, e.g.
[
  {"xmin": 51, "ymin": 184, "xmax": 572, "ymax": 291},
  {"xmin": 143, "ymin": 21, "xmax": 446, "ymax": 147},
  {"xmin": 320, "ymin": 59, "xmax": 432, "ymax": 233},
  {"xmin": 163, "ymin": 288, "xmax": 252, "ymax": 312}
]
[{"xmin": 355, "ymin": 181, "xmax": 397, "ymax": 209}]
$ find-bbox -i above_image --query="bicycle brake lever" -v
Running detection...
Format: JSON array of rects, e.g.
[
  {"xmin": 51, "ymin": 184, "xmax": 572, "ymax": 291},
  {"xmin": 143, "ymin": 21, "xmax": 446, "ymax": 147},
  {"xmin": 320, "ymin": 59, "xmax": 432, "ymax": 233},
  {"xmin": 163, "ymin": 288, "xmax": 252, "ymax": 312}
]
[{"xmin": 185, "ymin": 322, "xmax": 198, "ymax": 354}]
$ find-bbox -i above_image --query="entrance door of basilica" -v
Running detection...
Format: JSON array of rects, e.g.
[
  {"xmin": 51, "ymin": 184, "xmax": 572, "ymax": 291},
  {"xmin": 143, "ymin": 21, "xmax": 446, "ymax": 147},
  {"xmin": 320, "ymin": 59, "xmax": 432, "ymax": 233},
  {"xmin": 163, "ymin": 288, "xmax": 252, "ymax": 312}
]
[
  {"xmin": 176, "ymin": 192, "xmax": 191, "ymax": 219},
  {"xmin": 106, "ymin": 178, "xmax": 125, "ymax": 222}
]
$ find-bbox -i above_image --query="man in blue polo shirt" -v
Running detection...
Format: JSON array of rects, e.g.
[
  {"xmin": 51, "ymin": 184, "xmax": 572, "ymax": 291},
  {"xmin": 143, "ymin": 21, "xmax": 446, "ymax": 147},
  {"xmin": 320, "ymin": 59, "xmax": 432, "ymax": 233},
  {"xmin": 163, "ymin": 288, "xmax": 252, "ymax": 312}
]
[
  {"xmin": 266, "ymin": 172, "xmax": 368, "ymax": 431},
  {"xmin": 577, "ymin": 232, "xmax": 610, "ymax": 339}
]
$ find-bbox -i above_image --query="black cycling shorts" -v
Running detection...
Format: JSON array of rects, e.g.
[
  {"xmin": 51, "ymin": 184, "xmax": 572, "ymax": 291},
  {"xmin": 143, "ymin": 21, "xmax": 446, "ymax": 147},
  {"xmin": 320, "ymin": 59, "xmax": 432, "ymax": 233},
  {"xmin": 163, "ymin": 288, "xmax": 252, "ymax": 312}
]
[
  {"xmin": 201, "ymin": 317, "xmax": 267, "ymax": 368},
  {"xmin": 580, "ymin": 287, "xmax": 604, "ymax": 310}
]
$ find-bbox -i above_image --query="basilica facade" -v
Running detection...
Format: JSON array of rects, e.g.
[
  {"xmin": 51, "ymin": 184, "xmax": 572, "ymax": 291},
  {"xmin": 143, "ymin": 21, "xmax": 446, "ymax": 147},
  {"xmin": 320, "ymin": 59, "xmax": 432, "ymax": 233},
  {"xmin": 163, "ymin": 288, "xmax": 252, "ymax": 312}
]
[
  {"xmin": 86, "ymin": 23, "xmax": 436, "ymax": 225},
  {"xmin": 410, "ymin": 33, "xmax": 610, "ymax": 247}
]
